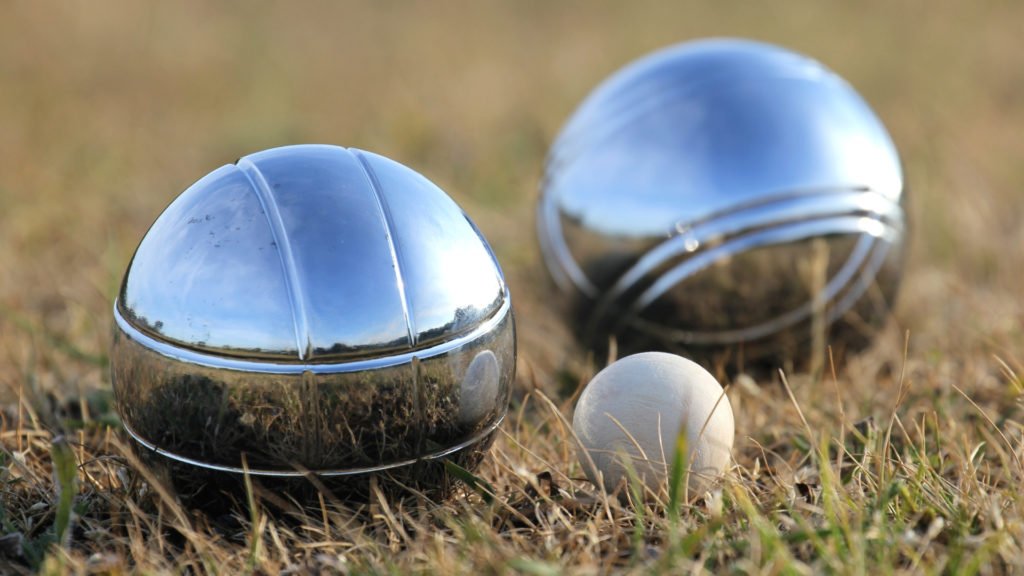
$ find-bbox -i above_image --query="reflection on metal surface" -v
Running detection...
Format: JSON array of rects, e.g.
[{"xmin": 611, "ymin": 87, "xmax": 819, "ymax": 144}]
[
  {"xmin": 458, "ymin": 350, "xmax": 501, "ymax": 426},
  {"xmin": 112, "ymin": 144, "xmax": 514, "ymax": 484},
  {"xmin": 537, "ymin": 39, "xmax": 906, "ymax": 366}
]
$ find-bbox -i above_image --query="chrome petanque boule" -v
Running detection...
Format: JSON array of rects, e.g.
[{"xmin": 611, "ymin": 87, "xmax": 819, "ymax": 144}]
[
  {"xmin": 537, "ymin": 39, "xmax": 906, "ymax": 368},
  {"xmin": 112, "ymin": 144, "xmax": 515, "ymax": 497}
]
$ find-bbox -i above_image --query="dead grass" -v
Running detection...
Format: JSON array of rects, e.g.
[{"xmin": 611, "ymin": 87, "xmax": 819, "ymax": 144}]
[{"xmin": 2, "ymin": 1, "xmax": 1024, "ymax": 573}]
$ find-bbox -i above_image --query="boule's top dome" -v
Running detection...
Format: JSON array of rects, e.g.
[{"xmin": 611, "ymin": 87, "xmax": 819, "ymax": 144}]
[{"xmin": 118, "ymin": 144, "xmax": 506, "ymax": 364}]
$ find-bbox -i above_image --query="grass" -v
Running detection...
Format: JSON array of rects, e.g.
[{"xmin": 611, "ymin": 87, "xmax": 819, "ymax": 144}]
[{"xmin": 3, "ymin": 1, "xmax": 1024, "ymax": 573}]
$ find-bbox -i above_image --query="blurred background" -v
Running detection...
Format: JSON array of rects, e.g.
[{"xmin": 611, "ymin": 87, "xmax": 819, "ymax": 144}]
[{"xmin": 1, "ymin": 1, "xmax": 1022, "ymax": 407}]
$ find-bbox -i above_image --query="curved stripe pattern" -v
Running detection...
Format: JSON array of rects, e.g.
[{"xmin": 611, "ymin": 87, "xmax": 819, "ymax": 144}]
[{"xmin": 544, "ymin": 186, "xmax": 904, "ymax": 346}]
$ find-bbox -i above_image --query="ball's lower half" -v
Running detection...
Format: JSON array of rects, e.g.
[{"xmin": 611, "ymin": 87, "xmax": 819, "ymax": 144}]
[{"xmin": 111, "ymin": 302, "xmax": 515, "ymax": 504}]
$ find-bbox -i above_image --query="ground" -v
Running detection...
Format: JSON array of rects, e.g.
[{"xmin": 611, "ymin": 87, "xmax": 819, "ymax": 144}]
[{"xmin": 2, "ymin": 2, "xmax": 1024, "ymax": 574}]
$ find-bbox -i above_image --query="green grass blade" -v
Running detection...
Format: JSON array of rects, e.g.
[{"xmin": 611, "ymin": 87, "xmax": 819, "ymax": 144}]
[
  {"xmin": 444, "ymin": 459, "xmax": 496, "ymax": 504},
  {"xmin": 50, "ymin": 436, "xmax": 77, "ymax": 550},
  {"xmin": 668, "ymin": 428, "xmax": 688, "ymax": 517}
]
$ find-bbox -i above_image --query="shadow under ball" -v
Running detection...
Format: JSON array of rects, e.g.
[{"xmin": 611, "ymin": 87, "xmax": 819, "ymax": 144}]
[
  {"xmin": 111, "ymin": 144, "xmax": 515, "ymax": 498},
  {"xmin": 537, "ymin": 38, "xmax": 906, "ymax": 369}
]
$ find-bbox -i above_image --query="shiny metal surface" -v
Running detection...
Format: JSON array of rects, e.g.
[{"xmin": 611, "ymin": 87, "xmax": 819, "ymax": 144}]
[
  {"xmin": 538, "ymin": 39, "xmax": 906, "ymax": 365},
  {"xmin": 112, "ymin": 144, "xmax": 514, "ymax": 480}
]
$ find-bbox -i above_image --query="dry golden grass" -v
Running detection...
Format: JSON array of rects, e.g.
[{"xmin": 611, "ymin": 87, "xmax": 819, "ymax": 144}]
[{"xmin": 2, "ymin": 1, "xmax": 1024, "ymax": 573}]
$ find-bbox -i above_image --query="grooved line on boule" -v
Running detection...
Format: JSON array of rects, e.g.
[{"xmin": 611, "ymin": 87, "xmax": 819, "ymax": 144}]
[
  {"xmin": 352, "ymin": 150, "xmax": 428, "ymax": 458},
  {"xmin": 237, "ymin": 158, "xmax": 313, "ymax": 360},
  {"xmin": 351, "ymin": 149, "xmax": 417, "ymax": 348}
]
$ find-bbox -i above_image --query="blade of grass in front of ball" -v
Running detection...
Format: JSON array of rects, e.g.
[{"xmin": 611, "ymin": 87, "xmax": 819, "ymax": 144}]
[
  {"xmin": 443, "ymin": 459, "xmax": 495, "ymax": 504},
  {"xmin": 50, "ymin": 436, "xmax": 77, "ymax": 550},
  {"xmin": 620, "ymin": 455, "xmax": 648, "ymax": 561},
  {"xmin": 667, "ymin": 430, "xmax": 688, "ymax": 518},
  {"xmin": 241, "ymin": 454, "xmax": 264, "ymax": 571}
]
